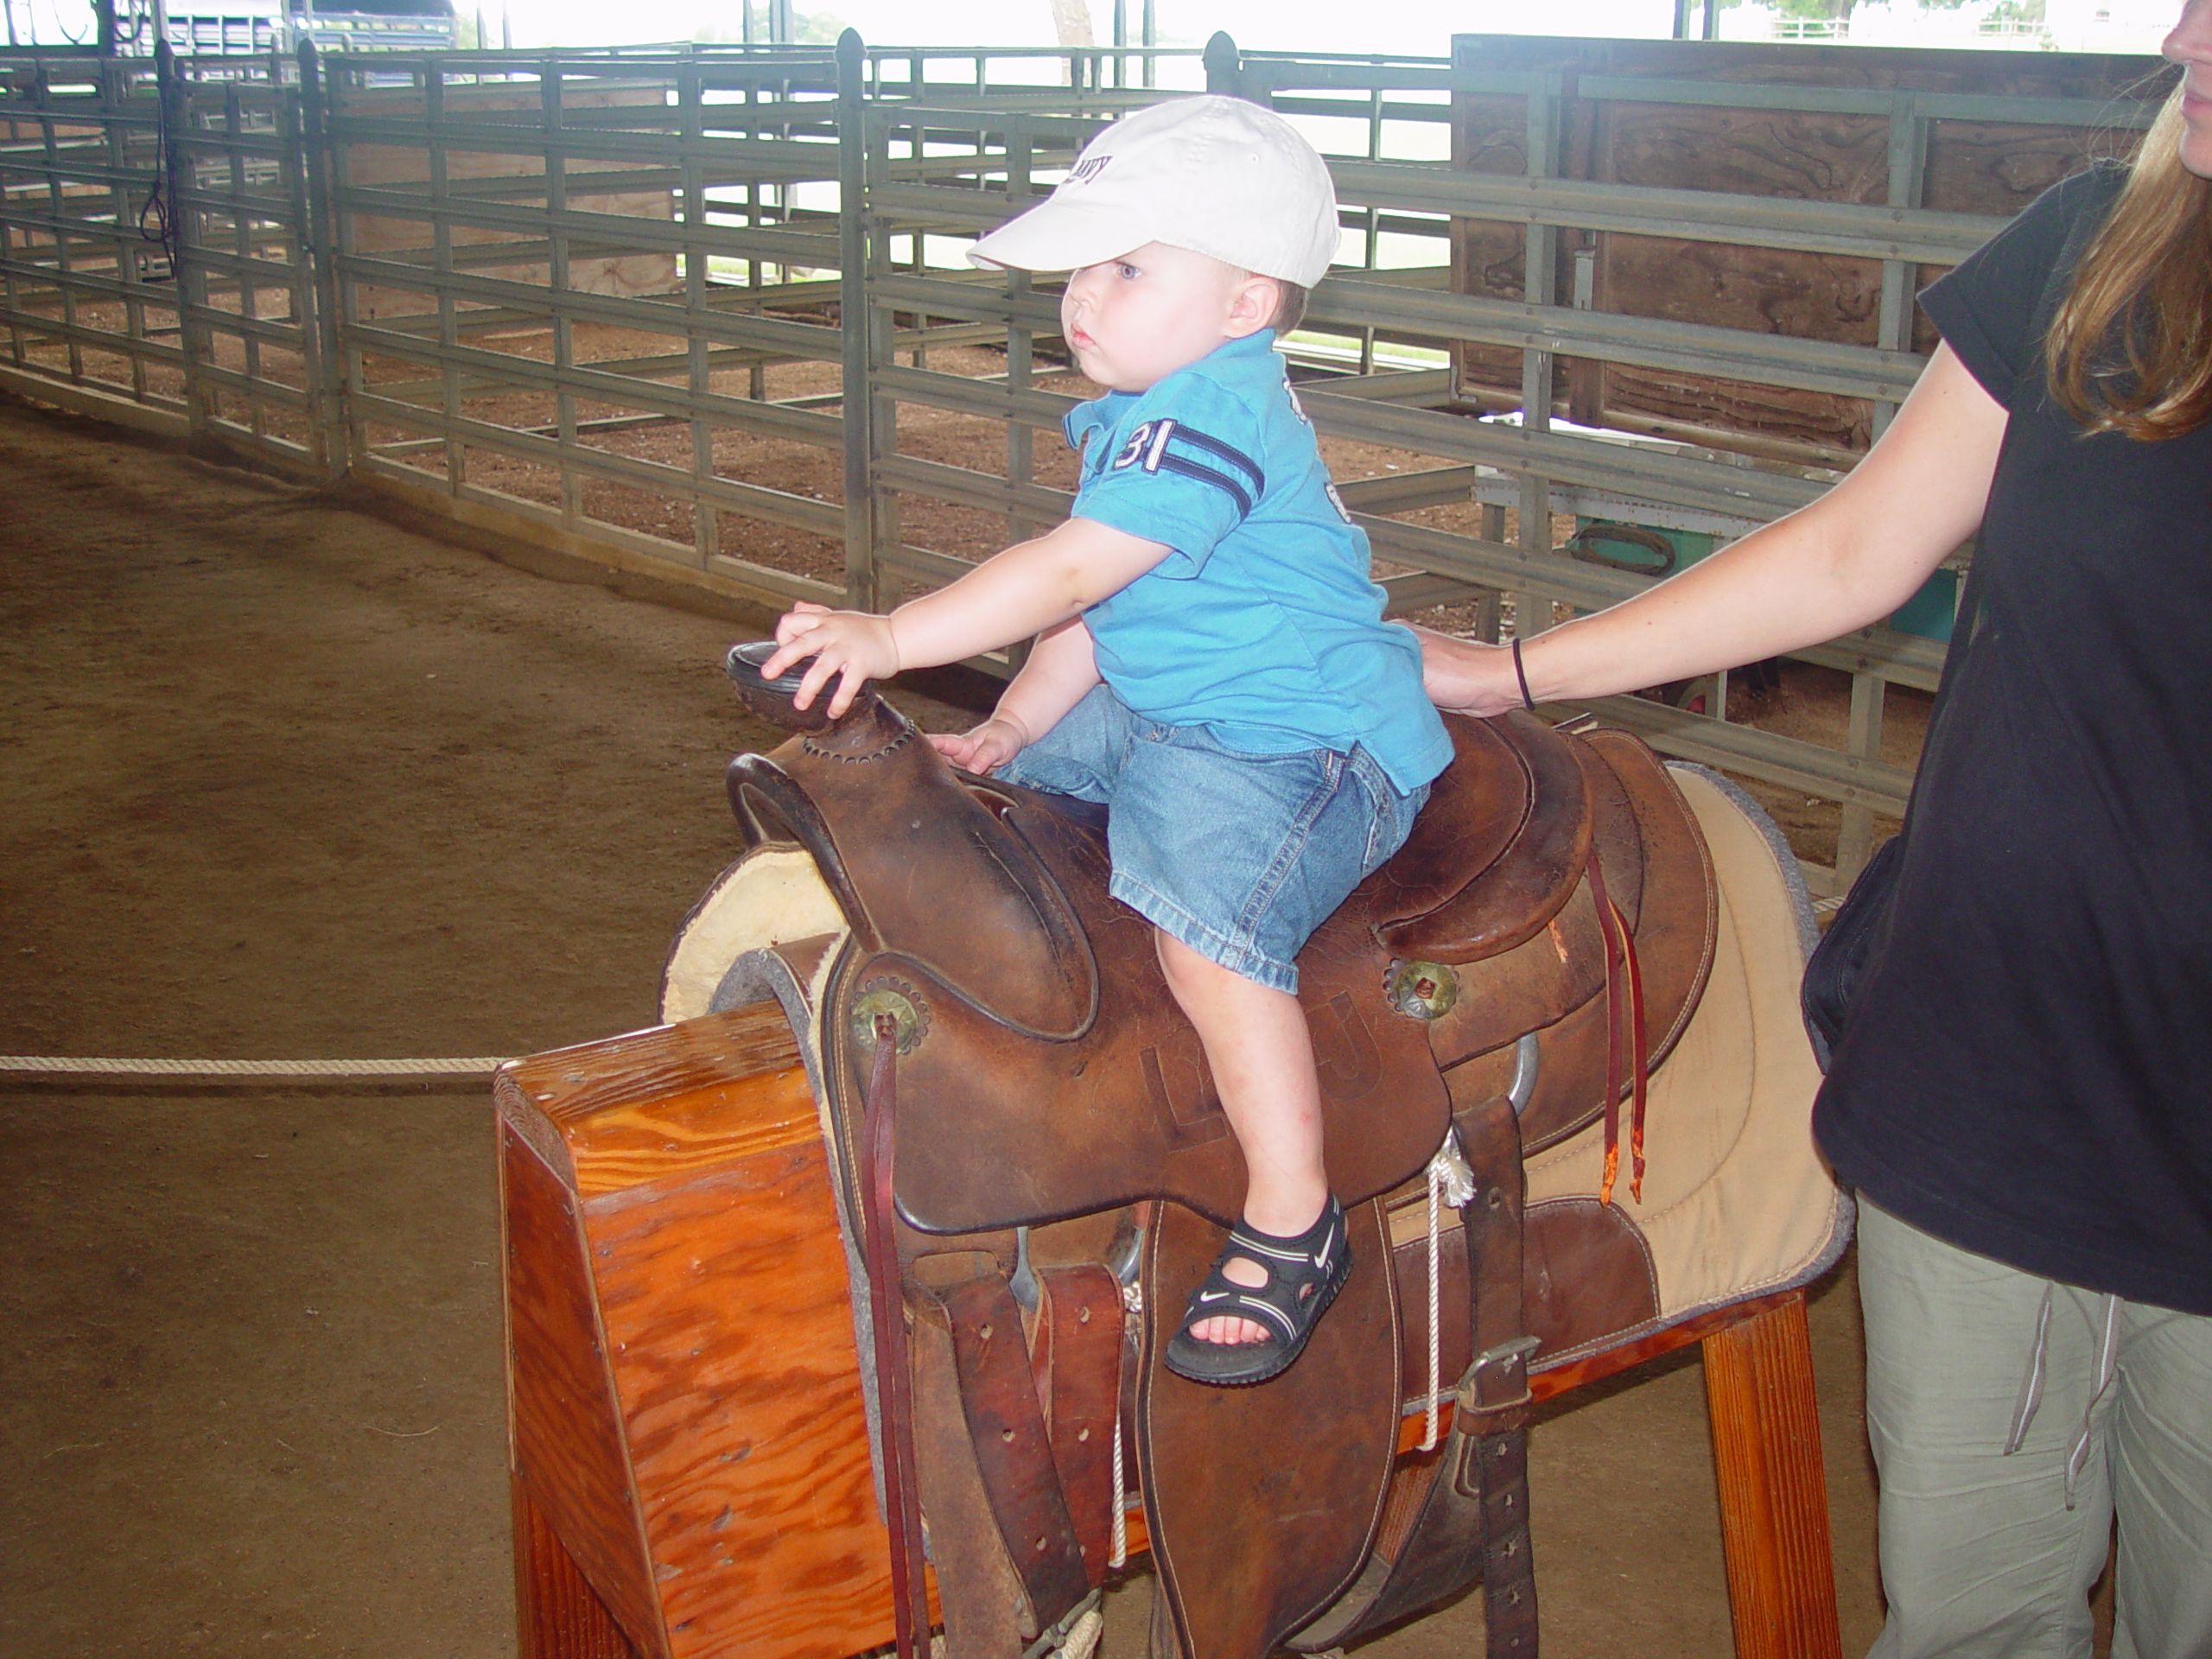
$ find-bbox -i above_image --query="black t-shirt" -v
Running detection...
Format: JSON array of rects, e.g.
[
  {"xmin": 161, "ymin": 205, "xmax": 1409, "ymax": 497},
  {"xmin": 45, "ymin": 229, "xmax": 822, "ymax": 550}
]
[{"xmin": 1813, "ymin": 163, "xmax": 2212, "ymax": 1315}]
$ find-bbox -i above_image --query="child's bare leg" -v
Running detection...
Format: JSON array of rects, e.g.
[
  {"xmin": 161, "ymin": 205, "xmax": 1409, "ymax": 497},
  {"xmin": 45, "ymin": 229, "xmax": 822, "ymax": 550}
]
[{"xmin": 1154, "ymin": 930, "xmax": 1329, "ymax": 1347}]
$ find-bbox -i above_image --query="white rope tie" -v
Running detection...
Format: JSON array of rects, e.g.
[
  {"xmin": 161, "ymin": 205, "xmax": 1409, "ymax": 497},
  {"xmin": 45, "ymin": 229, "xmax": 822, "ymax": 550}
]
[
  {"xmin": 1111, "ymin": 1274, "xmax": 1140, "ymax": 1571},
  {"xmin": 0, "ymin": 1055, "xmax": 509, "ymax": 1078},
  {"xmin": 1109, "ymin": 1413, "xmax": 1128, "ymax": 1570},
  {"xmin": 1060, "ymin": 1609, "xmax": 1103, "ymax": 1659},
  {"xmin": 1417, "ymin": 1134, "xmax": 1479, "ymax": 1450},
  {"xmin": 1424, "ymin": 1155, "xmax": 1445, "ymax": 1452}
]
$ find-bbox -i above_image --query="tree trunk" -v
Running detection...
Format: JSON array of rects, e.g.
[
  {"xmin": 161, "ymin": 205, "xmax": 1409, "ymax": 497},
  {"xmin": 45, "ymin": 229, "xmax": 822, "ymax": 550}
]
[{"xmin": 1047, "ymin": 0, "xmax": 1094, "ymax": 48}]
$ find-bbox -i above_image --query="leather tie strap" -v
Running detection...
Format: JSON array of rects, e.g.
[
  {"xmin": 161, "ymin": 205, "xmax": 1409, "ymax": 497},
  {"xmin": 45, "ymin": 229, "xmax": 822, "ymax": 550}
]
[
  {"xmin": 1457, "ymin": 1418, "xmax": 1537, "ymax": 1656},
  {"xmin": 1457, "ymin": 1093, "xmax": 1540, "ymax": 1658},
  {"xmin": 861, "ymin": 1014, "xmax": 932, "ymax": 1659},
  {"xmin": 937, "ymin": 1273, "xmax": 1092, "ymax": 1619},
  {"xmin": 1585, "ymin": 854, "xmax": 1650, "ymax": 1206}
]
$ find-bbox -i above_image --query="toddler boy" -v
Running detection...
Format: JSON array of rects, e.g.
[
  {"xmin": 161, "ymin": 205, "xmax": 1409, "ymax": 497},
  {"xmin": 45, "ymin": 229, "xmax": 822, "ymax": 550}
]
[{"xmin": 760, "ymin": 95, "xmax": 1451, "ymax": 1386}]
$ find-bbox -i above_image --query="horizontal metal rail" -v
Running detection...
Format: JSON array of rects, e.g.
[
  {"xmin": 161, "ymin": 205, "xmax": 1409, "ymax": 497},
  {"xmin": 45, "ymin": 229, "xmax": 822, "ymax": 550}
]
[
  {"xmin": 348, "ymin": 387, "xmax": 847, "ymax": 537},
  {"xmin": 1312, "ymin": 276, "xmax": 1928, "ymax": 404},
  {"xmin": 0, "ymin": 288, "xmax": 175, "ymax": 345},
  {"xmin": 347, "ymin": 325, "xmax": 844, "ymax": 448},
  {"xmin": 1334, "ymin": 162, "xmax": 2007, "ymax": 263},
  {"xmin": 334, "ymin": 256, "xmax": 841, "ymax": 358},
  {"xmin": 333, "ymin": 194, "xmax": 839, "ymax": 271}
]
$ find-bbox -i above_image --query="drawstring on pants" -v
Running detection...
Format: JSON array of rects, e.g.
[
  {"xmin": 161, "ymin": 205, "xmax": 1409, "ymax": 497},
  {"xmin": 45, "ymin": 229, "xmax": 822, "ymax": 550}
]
[{"xmin": 2003, "ymin": 1281, "xmax": 2122, "ymax": 1510}]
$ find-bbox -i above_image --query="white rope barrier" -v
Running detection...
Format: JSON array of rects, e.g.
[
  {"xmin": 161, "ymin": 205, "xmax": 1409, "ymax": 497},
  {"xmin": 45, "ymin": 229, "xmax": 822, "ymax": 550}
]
[{"xmin": 0, "ymin": 1055, "xmax": 510, "ymax": 1078}]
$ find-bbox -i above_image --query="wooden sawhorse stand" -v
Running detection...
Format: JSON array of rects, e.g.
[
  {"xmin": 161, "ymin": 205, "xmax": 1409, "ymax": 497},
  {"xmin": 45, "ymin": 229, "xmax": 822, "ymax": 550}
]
[{"xmin": 496, "ymin": 1006, "xmax": 1843, "ymax": 1659}]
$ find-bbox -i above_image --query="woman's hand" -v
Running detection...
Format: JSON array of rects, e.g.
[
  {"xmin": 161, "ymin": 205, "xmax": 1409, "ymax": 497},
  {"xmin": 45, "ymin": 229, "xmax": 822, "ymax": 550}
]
[
  {"xmin": 929, "ymin": 715, "xmax": 1030, "ymax": 775},
  {"xmin": 760, "ymin": 601, "xmax": 899, "ymax": 718},
  {"xmin": 1412, "ymin": 627, "xmax": 1527, "ymax": 717}
]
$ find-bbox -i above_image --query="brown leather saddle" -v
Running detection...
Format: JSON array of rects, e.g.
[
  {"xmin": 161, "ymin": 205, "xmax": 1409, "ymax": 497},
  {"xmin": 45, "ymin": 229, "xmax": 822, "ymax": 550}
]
[{"xmin": 701, "ymin": 645, "xmax": 1718, "ymax": 1659}]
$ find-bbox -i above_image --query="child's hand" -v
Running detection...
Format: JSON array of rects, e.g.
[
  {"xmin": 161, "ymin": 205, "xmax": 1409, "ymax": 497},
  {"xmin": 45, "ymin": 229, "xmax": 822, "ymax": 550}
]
[
  {"xmin": 928, "ymin": 715, "xmax": 1029, "ymax": 775},
  {"xmin": 761, "ymin": 601, "xmax": 899, "ymax": 718}
]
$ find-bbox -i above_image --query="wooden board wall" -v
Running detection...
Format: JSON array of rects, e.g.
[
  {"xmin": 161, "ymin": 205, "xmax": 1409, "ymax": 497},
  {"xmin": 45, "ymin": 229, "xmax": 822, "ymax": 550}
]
[{"xmin": 1448, "ymin": 35, "xmax": 2170, "ymax": 460}]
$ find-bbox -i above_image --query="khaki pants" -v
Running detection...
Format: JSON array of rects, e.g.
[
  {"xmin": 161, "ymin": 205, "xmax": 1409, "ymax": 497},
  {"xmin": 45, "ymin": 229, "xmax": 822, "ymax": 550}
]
[{"xmin": 1859, "ymin": 1200, "xmax": 2212, "ymax": 1659}]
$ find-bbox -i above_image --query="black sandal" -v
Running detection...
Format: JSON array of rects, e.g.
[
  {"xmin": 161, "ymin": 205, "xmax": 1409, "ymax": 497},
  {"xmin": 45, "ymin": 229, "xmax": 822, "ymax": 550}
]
[{"xmin": 1163, "ymin": 1196, "xmax": 1351, "ymax": 1387}]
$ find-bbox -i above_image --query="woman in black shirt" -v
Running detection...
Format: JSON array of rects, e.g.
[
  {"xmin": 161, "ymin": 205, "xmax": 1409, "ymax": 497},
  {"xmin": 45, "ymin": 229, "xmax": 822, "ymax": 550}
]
[{"xmin": 1421, "ymin": 5, "xmax": 2212, "ymax": 1653}]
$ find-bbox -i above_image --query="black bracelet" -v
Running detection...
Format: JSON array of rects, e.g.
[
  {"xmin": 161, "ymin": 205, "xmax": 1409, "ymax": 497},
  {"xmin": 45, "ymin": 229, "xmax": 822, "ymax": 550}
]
[{"xmin": 1510, "ymin": 636, "xmax": 1537, "ymax": 711}]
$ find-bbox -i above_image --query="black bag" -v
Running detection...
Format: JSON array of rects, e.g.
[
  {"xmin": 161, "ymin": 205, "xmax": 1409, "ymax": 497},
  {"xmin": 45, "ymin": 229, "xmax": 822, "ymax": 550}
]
[{"xmin": 1801, "ymin": 832, "xmax": 1904, "ymax": 1071}]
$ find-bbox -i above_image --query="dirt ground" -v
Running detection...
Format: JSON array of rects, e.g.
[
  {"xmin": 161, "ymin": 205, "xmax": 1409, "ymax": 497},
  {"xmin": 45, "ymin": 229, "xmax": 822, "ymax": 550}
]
[{"xmin": 0, "ymin": 389, "xmax": 1887, "ymax": 1658}]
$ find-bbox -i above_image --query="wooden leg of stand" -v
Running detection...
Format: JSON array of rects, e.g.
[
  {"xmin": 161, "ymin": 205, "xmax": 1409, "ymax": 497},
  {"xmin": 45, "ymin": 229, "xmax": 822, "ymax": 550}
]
[
  {"xmin": 1700, "ymin": 1289, "xmax": 1843, "ymax": 1659},
  {"xmin": 514, "ymin": 1478, "xmax": 640, "ymax": 1659}
]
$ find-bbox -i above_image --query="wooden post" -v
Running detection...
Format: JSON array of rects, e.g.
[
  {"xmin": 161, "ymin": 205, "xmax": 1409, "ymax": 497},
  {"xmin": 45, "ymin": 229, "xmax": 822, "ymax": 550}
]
[{"xmin": 1700, "ymin": 1289, "xmax": 1844, "ymax": 1659}]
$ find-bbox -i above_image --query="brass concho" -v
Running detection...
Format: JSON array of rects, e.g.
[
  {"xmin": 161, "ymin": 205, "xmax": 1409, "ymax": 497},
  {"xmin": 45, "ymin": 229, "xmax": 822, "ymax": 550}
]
[
  {"xmin": 1385, "ymin": 959, "xmax": 1459, "ymax": 1021},
  {"xmin": 849, "ymin": 977, "xmax": 930, "ymax": 1054}
]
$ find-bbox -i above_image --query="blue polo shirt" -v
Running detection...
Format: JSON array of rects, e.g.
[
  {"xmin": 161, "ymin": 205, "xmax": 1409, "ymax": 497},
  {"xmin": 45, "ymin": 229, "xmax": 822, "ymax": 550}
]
[{"xmin": 1065, "ymin": 331, "xmax": 1451, "ymax": 794}]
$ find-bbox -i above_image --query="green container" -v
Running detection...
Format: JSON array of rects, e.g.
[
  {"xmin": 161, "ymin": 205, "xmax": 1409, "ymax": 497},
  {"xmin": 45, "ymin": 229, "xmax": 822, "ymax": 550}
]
[
  {"xmin": 1567, "ymin": 518, "xmax": 1717, "ymax": 578},
  {"xmin": 1888, "ymin": 567, "xmax": 1958, "ymax": 643}
]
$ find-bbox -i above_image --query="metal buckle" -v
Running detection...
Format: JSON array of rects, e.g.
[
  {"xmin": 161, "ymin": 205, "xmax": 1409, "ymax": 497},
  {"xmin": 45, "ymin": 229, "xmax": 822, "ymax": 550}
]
[{"xmin": 1458, "ymin": 1334, "xmax": 1540, "ymax": 1415}]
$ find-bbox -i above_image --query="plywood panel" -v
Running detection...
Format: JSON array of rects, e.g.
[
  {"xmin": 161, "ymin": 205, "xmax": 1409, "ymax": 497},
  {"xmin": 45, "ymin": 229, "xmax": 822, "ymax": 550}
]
[
  {"xmin": 499, "ymin": 1002, "xmax": 897, "ymax": 1659},
  {"xmin": 588, "ymin": 1139, "xmax": 889, "ymax": 1659},
  {"xmin": 502, "ymin": 1125, "xmax": 668, "ymax": 1658}
]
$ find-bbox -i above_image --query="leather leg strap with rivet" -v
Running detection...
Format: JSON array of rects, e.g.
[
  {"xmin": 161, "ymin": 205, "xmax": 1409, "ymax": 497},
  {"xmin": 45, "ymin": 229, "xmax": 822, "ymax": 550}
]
[
  {"xmin": 861, "ymin": 1012, "xmax": 933, "ymax": 1659},
  {"xmin": 1455, "ymin": 1090, "xmax": 1539, "ymax": 1657}
]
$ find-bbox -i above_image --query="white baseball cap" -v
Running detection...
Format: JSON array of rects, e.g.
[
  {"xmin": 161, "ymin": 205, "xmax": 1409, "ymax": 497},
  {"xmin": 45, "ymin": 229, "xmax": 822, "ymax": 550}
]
[{"xmin": 967, "ymin": 96, "xmax": 1341, "ymax": 288}]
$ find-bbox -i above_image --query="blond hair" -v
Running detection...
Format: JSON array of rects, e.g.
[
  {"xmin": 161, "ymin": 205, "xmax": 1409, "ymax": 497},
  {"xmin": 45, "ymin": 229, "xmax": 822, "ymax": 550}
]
[{"xmin": 2044, "ymin": 81, "xmax": 2212, "ymax": 441}]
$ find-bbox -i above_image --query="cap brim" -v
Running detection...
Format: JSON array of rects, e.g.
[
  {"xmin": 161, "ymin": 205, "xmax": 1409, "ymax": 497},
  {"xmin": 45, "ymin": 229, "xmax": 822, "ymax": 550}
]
[{"xmin": 967, "ymin": 195, "xmax": 1158, "ymax": 274}]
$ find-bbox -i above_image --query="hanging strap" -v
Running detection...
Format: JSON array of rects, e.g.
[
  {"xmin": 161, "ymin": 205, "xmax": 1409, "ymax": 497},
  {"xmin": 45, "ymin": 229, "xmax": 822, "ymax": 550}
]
[
  {"xmin": 1586, "ymin": 853, "xmax": 1649, "ymax": 1207},
  {"xmin": 861, "ymin": 1015, "xmax": 932, "ymax": 1659}
]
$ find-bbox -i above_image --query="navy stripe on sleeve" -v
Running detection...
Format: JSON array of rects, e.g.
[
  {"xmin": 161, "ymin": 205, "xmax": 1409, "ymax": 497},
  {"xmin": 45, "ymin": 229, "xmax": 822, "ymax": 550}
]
[
  {"xmin": 1168, "ymin": 427, "xmax": 1263, "ymax": 497},
  {"xmin": 1155, "ymin": 453, "xmax": 1254, "ymax": 518}
]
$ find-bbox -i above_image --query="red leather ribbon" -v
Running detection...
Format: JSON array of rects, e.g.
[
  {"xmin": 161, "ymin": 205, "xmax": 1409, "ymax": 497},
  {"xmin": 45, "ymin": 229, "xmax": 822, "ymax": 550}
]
[
  {"xmin": 1585, "ymin": 855, "xmax": 1650, "ymax": 1206},
  {"xmin": 1617, "ymin": 894, "xmax": 1649, "ymax": 1201}
]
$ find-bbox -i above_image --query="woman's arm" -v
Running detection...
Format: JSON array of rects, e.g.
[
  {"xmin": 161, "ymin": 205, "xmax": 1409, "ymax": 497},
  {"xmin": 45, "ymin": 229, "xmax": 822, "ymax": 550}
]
[
  {"xmin": 1421, "ymin": 343, "xmax": 2011, "ymax": 715},
  {"xmin": 931, "ymin": 619, "xmax": 1102, "ymax": 774}
]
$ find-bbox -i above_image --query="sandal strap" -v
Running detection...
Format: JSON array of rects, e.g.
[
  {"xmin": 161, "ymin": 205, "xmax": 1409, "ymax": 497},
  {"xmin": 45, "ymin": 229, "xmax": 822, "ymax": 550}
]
[{"xmin": 1181, "ymin": 1196, "xmax": 1348, "ymax": 1346}]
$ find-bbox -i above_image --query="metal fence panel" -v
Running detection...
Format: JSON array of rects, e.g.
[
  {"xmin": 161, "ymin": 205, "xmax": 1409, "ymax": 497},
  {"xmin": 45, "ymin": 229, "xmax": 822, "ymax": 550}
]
[
  {"xmin": 3, "ymin": 35, "xmax": 2169, "ymax": 892},
  {"xmin": 317, "ymin": 47, "xmax": 856, "ymax": 613},
  {"xmin": 175, "ymin": 61, "xmax": 340, "ymax": 474},
  {"xmin": 848, "ymin": 38, "xmax": 2166, "ymax": 889},
  {"xmin": 0, "ymin": 53, "xmax": 187, "ymax": 433},
  {"xmin": 0, "ymin": 47, "xmax": 335, "ymax": 475}
]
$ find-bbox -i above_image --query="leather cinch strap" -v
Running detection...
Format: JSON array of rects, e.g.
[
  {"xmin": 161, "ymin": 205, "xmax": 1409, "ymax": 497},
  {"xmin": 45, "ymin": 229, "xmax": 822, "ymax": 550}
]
[
  {"xmin": 1458, "ymin": 1093, "xmax": 1540, "ymax": 1658},
  {"xmin": 861, "ymin": 1016, "xmax": 933, "ymax": 1659}
]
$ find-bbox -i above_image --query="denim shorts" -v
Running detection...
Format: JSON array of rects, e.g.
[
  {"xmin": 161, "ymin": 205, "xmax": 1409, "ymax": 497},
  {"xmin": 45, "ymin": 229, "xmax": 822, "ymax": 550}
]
[{"xmin": 997, "ymin": 685, "xmax": 1429, "ymax": 994}]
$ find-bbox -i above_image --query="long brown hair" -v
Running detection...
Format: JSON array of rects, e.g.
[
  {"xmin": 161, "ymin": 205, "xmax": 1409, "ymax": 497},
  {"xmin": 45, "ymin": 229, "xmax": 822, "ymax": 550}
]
[{"xmin": 2045, "ymin": 81, "xmax": 2212, "ymax": 440}]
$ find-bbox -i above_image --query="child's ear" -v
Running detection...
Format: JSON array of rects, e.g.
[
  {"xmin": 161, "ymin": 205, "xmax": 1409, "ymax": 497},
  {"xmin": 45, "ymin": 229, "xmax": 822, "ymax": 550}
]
[{"xmin": 1222, "ymin": 273, "xmax": 1282, "ymax": 340}]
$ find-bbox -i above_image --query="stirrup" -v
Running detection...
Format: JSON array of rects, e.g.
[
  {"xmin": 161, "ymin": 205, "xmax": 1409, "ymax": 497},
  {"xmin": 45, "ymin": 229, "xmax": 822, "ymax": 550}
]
[{"xmin": 1163, "ymin": 1195, "xmax": 1351, "ymax": 1388}]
